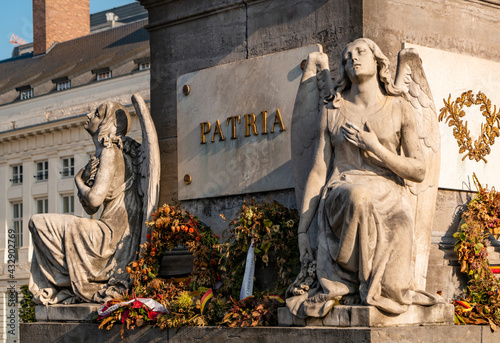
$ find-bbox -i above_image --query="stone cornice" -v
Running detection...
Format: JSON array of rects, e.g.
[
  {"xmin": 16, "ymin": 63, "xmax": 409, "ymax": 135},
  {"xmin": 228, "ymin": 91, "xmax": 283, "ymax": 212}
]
[
  {"xmin": 0, "ymin": 102, "xmax": 141, "ymax": 143},
  {"xmin": 140, "ymin": 0, "xmax": 267, "ymax": 31}
]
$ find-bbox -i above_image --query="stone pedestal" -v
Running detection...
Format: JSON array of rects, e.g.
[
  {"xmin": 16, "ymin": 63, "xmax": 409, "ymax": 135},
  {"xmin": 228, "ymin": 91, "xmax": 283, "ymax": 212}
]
[
  {"xmin": 35, "ymin": 303, "xmax": 100, "ymax": 322},
  {"xmin": 21, "ymin": 323, "xmax": 497, "ymax": 343},
  {"xmin": 278, "ymin": 303, "xmax": 454, "ymax": 327}
]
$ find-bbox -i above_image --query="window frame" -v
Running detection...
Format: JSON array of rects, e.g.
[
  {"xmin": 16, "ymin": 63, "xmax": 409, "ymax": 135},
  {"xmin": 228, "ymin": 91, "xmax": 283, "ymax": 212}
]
[
  {"xmin": 139, "ymin": 62, "xmax": 150, "ymax": 71},
  {"xmin": 11, "ymin": 165, "xmax": 23, "ymax": 185},
  {"xmin": 56, "ymin": 80, "xmax": 71, "ymax": 91},
  {"xmin": 61, "ymin": 195, "xmax": 74, "ymax": 214},
  {"xmin": 61, "ymin": 157, "xmax": 75, "ymax": 178},
  {"xmin": 96, "ymin": 71, "xmax": 112, "ymax": 81},
  {"xmin": 19, "ymin": 88, "xmax": 33, "ymax": 100},
  {"xmin": 36, "ymin": 198, "xmax": 49, "ymax": 214},
  {"xmin": 12, "ymin": 202, "xmax": 23, "ymax": 260},
  {"xmin": 35, "ymin": 161, "xmax": 49, "ymax": 181}
]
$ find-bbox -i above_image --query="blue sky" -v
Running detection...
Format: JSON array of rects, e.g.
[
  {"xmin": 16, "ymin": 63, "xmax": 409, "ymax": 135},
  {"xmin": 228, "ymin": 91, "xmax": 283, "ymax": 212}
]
[{"xmin": 0, "ymin": 0, "xmax": 136, "ymax": 61}]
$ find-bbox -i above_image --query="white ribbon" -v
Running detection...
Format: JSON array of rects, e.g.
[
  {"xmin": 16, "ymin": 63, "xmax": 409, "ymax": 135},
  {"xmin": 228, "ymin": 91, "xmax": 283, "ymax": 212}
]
[{"xmin": 239, "ymin": 240, "xmax": 255, "ymax": 300}]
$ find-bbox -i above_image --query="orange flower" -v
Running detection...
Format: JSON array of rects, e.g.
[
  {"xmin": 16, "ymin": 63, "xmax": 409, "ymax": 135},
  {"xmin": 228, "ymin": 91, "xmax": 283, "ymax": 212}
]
[
  {"xmin": 126, "ymin": 266, "xmax": 131, "ymax": 274},
  {"xmin": 189, "ymin": 227, "xmax": 194, "ymax": 234},
  {"xmin": 176, "ymin": 226, "xmax": 180, "ymax": 232},
  {"xmin": 171, "ymin": 226, "xmax": 176, "ymax": 233},
  {"xmin": 132, "ymin": 262, "xmax": 138, "ymax": 268},
  {"xmin": 181, "ymin": 225, "xmax": 188, "ymax": 232},
  {"xmin": 195, "ymin": 236, "xmax": 201, "ymax": 242}
]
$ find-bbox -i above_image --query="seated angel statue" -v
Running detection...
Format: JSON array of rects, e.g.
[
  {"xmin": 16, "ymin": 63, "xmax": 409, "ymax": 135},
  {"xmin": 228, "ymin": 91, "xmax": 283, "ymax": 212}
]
[
  {"xmin": 29, "ymin": 94, "xmax": 159, "ymax": 305},
  {"xmin": 287, "ymin": 38, "xmax": 442, "ymax": 318}
]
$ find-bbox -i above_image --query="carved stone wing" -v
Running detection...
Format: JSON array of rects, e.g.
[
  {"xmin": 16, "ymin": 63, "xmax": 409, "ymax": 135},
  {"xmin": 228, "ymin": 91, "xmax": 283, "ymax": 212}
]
[
  {"xmin": 394, "ymin": 48, "xmax": 441, "ymax": 290},
  {"xmin": 132, "ymin": 93, "xmax": 161, "ymax": 243}
]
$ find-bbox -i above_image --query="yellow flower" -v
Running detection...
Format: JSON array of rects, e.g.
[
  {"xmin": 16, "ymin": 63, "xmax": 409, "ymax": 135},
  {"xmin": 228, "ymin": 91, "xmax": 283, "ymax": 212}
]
[
  {"xmin": 262, "ymin": 254, "xmax": 269, "ymax": 265},
  {"xmin": 176, "ymin": 291, "xmax": 193, "ymax": 309}
]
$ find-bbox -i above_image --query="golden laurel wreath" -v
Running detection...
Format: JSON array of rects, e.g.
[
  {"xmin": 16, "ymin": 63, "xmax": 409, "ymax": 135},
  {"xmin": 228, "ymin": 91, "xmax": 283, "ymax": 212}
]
[{"xmin": 439, "ymin": 90, "xmax": 500, "ymax": 163}]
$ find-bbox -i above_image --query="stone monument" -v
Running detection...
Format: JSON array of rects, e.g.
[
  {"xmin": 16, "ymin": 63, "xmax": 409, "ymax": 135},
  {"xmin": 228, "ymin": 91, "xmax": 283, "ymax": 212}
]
[
  {"xmin": 280, "ymin": 38, "xmax": 453, "ymax": 326},
  {"xmin": 28, "ymin": 94, "xmax": 160, "ymax": 307}
]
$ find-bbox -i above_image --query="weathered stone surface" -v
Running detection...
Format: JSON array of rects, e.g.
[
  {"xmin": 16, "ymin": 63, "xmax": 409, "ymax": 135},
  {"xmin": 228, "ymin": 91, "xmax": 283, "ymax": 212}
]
[
  {"xmin": 20, "ymin": 323, "xmax": 497, "ymax": 343},
  {"xmin": 28, "ymin": 95, "xmax": 160, "ymax": 305},
  {"xmin": 35, "ymin": 304, "xmax": 100, "ymax": 322},
  {"xmin": 279, "ymin": 304, "xmax": 454, "ymax": 327},
  {"xmin": 140, "ymin": 0, "xmax": 361, "ymax": 204},
  {"xmin": 177, "ymin": 45, "xmax": 319, "ymax": 200},
  {"xmin": 287, "ymin": 39, "xmax": 441, "ymax": 318}
]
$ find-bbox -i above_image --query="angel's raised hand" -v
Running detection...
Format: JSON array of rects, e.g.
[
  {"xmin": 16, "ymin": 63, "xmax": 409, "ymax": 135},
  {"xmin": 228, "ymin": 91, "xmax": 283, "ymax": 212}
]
[{"xmin": 307, "ymin": 52, "xmax": 329, "ymax": 71}]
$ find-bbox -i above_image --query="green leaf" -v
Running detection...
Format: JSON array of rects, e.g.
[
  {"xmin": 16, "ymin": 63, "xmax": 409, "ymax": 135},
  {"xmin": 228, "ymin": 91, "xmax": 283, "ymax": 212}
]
[
  {"xmin": 260, "ymin": 241, "xmax": 271, "ymax": 254},
  {"xmin": 263, "ymin": 219, "xmax": 273, "ymax": 228}
]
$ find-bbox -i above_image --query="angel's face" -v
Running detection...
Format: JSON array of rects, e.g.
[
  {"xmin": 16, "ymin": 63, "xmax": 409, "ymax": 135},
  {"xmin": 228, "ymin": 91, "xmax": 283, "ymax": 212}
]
[
  {"xmin": 84, "ymin": 107, "xmax": 104, "ymax": 135},
  {"xmin": 343, "ymin": 41, "xmax": 377, "ymax": 83}
]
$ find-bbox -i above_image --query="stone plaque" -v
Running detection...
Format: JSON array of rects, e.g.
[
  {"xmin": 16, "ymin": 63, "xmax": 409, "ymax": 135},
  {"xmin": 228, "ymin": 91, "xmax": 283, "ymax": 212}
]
[
  {"xmin": 177, "ymin": 45, "xmax": 320, "ymax": 200},
  {"xmin": 406, "ymin": 43, "xmax": 500, "ymax": 191}
]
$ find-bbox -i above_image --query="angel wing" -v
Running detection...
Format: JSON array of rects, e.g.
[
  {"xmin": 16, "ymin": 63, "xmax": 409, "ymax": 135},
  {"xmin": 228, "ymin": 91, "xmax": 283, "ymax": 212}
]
[
  {"xmin": 394, "ymin": 48, "xmax": 441, "ymax": 290},
  {"xmin": 131, "ymin": 93, "xmax": 161, "ymax": 243},
  {"xmin": 291, "ymin": 45, "xmax": 332, "ymax": 250}
]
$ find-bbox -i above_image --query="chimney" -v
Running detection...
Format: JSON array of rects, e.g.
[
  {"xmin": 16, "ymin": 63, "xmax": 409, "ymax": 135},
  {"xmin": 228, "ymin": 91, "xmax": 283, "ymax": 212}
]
[{"xmin": 33, "ymin": 0, "xmax": 90, "ymax": 55}]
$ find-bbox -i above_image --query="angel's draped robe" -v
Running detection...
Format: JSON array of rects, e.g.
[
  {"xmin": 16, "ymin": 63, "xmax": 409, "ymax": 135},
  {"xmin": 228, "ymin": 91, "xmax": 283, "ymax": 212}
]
[
  {"xmin": 28, "ymin": 144, "xmax": 142, "ymax": 304},
  {"xmin": 288, "ymin": 96, "xmax": 440, "ymax": 317}
]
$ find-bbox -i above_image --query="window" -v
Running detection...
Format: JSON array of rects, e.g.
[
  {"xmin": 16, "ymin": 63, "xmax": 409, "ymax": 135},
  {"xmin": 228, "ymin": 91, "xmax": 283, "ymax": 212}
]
[
  {"xmin": 35, "ymin": 161, "xmax": 48, "ymax": 181},
  {"xmin": 96, "ymin": 71, "xmax": 112, "ymax": 81},
  {"xmin": 62, "ymin": 195, "xmax": 74, "ymax": 214},
  {"xmin": 12, "ymin": 202, "xmax": 23, "ymax": 260},
  {"xmin": 10, "ymin": 165, "xmax": 23, "ymax": 185},
  {"xmin": 61, "ymin": 157, "xmax": 74, "ymax": 177},
  {"xmin": 36, "ymin": 198, "xmax": 48, "ymax": 214},
  {"xmin": 139, "ymin": 62, "xmax": 150, "ymax": 71},
  {"xmin": 56, "ymin": 80, "xmax": 71, "ymax": 91},
  {"xmin": 19, "ymin": 88, "xmax": 33, "ymax": 100}
]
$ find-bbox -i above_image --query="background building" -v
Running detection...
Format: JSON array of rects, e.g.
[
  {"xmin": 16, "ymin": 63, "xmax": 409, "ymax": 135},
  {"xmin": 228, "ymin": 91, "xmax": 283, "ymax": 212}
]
[{"xmin": 0, "ymin": 1, "xmax": 150, "ymax": 341}]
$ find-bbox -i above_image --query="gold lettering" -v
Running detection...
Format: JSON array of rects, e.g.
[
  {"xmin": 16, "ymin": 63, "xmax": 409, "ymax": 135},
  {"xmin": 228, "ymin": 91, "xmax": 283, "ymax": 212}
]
[
  {"xmin": 271, "ymin": 108, "xmax": 286, "ymax": 133},
  {"xmin": 211, "ymin": 119, "xmax": 225, "ymax": 142},
  {"xmin": 200, "ymin": 122, "xmax": 211, "ymax": 144},
  {"xmin": 244, "ymin": 113, "xmax": 258, "ymax": 137},
  {"xmin": 261, "ymin": 111, "xmax": 268, "ymax": 134},
  {"xmin": 226, "ymin": 115, "xmax": 241, "ymax": 139}
]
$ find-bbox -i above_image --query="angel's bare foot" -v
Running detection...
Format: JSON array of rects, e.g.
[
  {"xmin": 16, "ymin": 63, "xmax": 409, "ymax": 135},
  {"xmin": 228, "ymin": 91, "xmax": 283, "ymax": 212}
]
[{"xmin": 341, "ymin": 294, "xmax": 362, "ymax": 305}]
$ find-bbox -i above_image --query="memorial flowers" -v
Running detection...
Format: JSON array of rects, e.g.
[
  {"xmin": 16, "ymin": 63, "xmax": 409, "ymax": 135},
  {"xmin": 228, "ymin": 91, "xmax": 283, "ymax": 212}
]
[
  {"xmin": 220, "ymin": 199, "xmax": 300, "ymax": 298},
  {"xmin": 453, "ymin": 174, "xmax": 500, "ymax": 330},
  {"xmin": 97, "ymin": 200, "xmax": 299, "ymax": 333}
]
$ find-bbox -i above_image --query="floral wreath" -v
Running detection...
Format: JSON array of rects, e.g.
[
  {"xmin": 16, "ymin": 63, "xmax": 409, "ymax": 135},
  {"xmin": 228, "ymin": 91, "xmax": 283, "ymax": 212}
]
[{"xmin": 439, "ymin": 90, "xmax": 500, "ymax": 163}]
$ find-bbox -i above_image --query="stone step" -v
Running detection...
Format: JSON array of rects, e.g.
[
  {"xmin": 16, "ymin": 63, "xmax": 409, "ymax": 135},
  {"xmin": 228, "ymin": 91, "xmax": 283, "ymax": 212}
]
[
  {"xmin": 278, "ymin": 303, "xmax": 454, "ymax": 327},
  {"xmin": 35, "ymin": 303, "xmax": 101, "ymax": 322}
]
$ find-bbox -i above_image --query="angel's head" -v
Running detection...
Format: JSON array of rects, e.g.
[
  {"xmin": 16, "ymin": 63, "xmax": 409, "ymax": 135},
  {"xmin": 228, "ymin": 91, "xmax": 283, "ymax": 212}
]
[
  {"xmin": 85, "ymin": 101, "xmax": 131, "ymax": 148},
  {"xmin": 333, "ymin": 38, "xmax": 401, "ymax": 99}
]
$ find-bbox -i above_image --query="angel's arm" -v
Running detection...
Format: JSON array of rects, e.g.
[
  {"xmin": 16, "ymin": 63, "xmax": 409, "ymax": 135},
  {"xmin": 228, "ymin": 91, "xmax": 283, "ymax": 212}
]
[
  {"xmin": 298, "ymin": 105, "xmax": 332, "ymax": 234},
  {"xmin": 342, "ymin": 102, "xmax": 425, "ymax": 182},
  {"xmin": 75, "ymin": 147, "xmax": 117, "ymax": 213}
]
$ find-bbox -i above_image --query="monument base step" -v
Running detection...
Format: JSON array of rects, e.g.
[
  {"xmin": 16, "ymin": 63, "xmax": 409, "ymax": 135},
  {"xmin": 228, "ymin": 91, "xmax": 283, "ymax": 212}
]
[
  {"xmin": 20, "ymin": 323, "xmax": 496, "ymax": 343},
  {"xmin": 278, "ymin": 303, "xmax": 454, "ymax": 327},
  {"xmin": 35, "ymin": 303, "xmax": 101, "ymax": 322}
]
